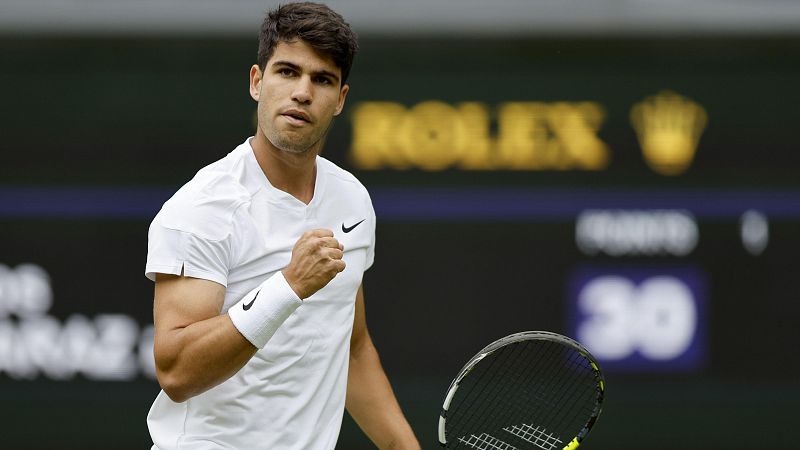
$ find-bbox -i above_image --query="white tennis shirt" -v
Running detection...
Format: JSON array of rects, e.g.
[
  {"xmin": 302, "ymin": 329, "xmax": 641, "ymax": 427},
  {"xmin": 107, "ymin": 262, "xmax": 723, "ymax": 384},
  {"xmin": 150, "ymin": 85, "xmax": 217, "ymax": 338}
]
[{"xmin": 145, "ymin": 138, "xmax": 376, "ymax": 450}]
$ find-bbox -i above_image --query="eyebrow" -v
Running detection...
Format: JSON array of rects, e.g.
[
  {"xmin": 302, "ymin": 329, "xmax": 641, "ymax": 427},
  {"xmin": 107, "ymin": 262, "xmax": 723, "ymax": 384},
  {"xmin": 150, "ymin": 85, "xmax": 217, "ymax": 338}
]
[{"xmin": 271, "ymin": 60, "xmax": 340, "ymax": 84}]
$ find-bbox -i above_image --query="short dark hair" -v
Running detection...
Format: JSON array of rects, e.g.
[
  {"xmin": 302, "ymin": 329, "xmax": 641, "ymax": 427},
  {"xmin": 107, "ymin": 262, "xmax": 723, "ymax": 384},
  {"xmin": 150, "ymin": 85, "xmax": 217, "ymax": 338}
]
[{"xmin": 258, "ymin": 2, "xmax": 359, "ymax": 85}]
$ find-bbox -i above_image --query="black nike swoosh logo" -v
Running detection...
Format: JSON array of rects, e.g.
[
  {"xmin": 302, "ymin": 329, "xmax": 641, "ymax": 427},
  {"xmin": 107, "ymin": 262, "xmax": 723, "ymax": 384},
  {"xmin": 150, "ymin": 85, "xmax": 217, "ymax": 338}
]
[
  {"xmin": 342, "ymin": 219, "xmax": 366, "ymax": 233},
  {"xmin": 242, "ymin": 289, "xmax": 260, "ymax": 311}
]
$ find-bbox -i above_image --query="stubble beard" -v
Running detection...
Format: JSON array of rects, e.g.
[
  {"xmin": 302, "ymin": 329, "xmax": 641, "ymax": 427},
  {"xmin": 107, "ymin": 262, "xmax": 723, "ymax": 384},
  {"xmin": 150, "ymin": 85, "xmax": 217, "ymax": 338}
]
[
  {"xmin": 267, "ymin": 131, "xmax": 314, "ymax": 155},
  {"xmin": 263, "ymin": 115, "xmax": 335, "ymax": 156}
]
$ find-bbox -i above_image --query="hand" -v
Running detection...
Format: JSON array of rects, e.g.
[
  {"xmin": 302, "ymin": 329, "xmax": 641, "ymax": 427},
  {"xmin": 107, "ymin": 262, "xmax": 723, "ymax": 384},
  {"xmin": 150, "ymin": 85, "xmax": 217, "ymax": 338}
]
[{"xmin": 282, "ymin": 229, "xmax": 346, "ymax": 299}]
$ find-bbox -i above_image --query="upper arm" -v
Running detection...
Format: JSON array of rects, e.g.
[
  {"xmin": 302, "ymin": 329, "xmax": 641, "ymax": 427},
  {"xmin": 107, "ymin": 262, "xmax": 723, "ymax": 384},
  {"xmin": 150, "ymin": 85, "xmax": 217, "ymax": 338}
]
[{"xmin": 153, "ymin": 273, "xmax": 226, "ymax": 359}]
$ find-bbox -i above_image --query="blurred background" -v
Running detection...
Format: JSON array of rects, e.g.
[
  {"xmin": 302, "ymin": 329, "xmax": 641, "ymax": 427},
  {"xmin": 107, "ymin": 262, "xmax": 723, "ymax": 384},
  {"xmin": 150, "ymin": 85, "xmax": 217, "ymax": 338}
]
[{"xmin": 2, "ymin": 0, "xmax": 799, "ymax": 448}]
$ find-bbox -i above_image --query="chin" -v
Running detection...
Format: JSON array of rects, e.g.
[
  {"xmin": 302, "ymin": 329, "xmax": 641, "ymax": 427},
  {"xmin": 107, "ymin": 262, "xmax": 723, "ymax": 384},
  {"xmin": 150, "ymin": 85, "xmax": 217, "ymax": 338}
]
[{"xmin": 268, "ymin": 135, "xmax": 315, "ymax": 155}]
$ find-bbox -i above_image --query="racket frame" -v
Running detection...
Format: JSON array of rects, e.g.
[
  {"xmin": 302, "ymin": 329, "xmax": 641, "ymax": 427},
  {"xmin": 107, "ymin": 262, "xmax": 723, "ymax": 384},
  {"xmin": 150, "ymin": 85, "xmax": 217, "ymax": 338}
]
[{"xmin": 437, "ymin": 331, "xmax": 605, "ymax": 449}]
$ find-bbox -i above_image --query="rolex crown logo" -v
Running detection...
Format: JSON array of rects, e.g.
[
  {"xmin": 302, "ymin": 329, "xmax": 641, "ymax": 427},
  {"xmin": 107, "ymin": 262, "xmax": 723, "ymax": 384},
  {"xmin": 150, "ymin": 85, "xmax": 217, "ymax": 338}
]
[{"xmin": 630, "ymin": 91, "xmax": 708, "ymax": 175}]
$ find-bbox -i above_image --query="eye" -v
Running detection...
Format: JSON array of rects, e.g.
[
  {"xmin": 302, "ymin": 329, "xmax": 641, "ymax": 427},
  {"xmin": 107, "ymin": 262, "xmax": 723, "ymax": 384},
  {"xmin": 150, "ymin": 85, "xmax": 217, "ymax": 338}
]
[
  {"xmin": 315, "ymin": 76, "xmax": 333, "ymax": 86},
  {"xmin": 278, "ymin": 68, "xmax": 295, "ymax": 77}
]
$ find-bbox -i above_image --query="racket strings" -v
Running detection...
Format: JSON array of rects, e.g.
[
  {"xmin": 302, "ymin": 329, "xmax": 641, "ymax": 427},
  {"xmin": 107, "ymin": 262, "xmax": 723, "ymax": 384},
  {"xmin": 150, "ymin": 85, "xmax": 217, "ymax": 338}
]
[
  {"xmin": 541, "ymin": 349, "xmax": 599, "ymax": 438},
  {"xmin": 451, "ymin": 341, "xmax": 563, "ymax": 448},
  {"xmin": 451, "ymin": 346, "xmax": 523, "ymax": 446},
  {"xmin": 451, "ymin": 343, "xmax": 530, "ymax": 447},
  {"xmin": 497, "ymin": 341, "xmax": 570, "ymax": 449},
  {"xmin": 513, "ymin": 342, "xmax": 588, "ymax": 437}
]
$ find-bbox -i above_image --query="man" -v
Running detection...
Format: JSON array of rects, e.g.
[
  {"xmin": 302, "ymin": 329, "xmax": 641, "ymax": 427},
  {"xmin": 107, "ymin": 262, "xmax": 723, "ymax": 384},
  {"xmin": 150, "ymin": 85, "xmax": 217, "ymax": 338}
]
[{"xmin": 144, "ymin": 3, "xmax": 421, "ymax": 449}]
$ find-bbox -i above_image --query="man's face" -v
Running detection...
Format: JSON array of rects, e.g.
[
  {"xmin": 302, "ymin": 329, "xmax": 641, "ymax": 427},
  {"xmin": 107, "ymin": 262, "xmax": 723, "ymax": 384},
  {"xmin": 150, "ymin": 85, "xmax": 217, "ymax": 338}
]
[{"xmin": 250, "ymin": 39, "xmax": 349, "ymax": 155}]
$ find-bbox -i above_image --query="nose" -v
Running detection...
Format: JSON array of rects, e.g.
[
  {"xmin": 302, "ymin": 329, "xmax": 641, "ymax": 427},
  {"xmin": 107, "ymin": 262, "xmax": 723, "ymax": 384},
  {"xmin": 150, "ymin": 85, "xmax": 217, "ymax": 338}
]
[{"xmin": 291, "ymin": 76, "xmax": 313, "ymax": 104}]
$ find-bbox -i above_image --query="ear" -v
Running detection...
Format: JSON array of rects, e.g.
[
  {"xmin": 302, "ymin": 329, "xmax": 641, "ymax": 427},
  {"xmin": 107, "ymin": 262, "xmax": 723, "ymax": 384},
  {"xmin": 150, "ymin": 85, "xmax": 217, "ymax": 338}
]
[
  {"xmin": 249, "ymin": 64, "xmax": 263, "ymax": 101},
  {"xmin": 333, "ymin": 84, "xmax": 350, "ymax": 116}
]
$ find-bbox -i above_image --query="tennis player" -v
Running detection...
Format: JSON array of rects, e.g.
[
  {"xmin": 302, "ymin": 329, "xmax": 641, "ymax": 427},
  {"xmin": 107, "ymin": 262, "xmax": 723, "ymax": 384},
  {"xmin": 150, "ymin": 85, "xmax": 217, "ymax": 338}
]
[{"xmin": 144, "ymin": 3, "xmax": 420, "ymax": 449}]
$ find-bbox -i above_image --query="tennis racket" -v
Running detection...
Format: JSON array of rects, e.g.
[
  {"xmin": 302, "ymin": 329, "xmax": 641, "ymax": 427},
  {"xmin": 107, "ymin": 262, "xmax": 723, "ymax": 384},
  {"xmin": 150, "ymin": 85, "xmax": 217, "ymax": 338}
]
[{"xmin": 438, "ymin": 331, "xmax": 605, "ymax": 449}]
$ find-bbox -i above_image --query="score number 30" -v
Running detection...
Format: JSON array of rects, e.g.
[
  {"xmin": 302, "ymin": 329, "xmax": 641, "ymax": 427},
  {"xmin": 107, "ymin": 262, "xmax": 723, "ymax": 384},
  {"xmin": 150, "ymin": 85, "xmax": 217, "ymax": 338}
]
[{"xmin": 576, "ymin": 275, "xmax": 699, "ymax": 362}]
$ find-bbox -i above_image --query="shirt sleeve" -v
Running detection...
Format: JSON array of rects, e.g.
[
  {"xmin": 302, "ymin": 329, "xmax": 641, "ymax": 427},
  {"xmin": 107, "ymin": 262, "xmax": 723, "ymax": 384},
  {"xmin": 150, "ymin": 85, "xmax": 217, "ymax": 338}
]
[
  {"xmin": 144, "ymin": 190, "xmax": 240, "ymax": 286},
  {"xmin": 145, "ymin": 221, "xmax": 231, "ymax": 286}
]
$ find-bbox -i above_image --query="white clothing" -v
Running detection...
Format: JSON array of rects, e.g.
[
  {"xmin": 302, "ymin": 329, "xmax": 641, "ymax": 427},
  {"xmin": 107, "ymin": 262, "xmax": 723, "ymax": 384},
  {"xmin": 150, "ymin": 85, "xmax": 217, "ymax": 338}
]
[{"xmin": 145, "ymin": 138, "xmax": 376, "ymax": 450}]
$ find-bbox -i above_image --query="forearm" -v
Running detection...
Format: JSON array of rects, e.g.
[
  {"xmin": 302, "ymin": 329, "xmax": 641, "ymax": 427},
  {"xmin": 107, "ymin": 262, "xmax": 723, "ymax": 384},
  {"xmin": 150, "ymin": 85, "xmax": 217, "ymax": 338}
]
[
  {"xmin": 156, "ymin": 314, "xmax": 256, "ymax": 402},
  {"xmin": 346, "ymin": 338, "xmax": 420, "ymax": 450},
  {"xmin": 154, "ymin": 271, "xmax": 302, "ymax": 402}
]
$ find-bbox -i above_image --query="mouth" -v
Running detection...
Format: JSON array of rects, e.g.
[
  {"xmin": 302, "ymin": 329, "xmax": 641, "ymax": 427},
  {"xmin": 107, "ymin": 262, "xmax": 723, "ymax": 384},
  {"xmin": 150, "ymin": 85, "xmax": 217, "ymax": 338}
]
[{"xmin": 281, "ymin": 109, "xmax": 311, "ymax": 124}]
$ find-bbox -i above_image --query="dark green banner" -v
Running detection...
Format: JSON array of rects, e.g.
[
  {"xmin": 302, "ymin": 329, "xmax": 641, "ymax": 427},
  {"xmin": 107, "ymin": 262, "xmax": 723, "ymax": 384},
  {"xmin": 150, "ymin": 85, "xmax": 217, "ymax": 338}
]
[{"xmin": 2, "ymin": 37, "xmax": 798, "ymax": 187}]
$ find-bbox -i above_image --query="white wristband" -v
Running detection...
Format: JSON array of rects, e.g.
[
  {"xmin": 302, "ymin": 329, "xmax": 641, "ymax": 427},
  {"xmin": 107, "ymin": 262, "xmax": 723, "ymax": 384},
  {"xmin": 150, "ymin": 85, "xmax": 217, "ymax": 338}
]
[{"xmin": 228, "ymin": 271, "xmax": 302, "ymax": 349}]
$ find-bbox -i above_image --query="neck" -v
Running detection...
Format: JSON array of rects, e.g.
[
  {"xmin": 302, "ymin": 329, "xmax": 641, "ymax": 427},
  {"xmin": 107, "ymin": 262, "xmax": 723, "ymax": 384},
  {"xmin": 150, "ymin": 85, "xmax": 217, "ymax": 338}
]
[{"xmin": 250, "ymin": 131, "xmax": 318, "ymax": 204}]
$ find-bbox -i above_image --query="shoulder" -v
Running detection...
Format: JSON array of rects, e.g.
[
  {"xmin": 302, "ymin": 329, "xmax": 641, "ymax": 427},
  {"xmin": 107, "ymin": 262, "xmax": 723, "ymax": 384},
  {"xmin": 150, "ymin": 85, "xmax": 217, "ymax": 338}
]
[
  {"xmin": 153, "ymin": 151, "xmax": 253, "ymax": 241},
  {"xmin": 318, "ymin": 156, "xmax": 371, "ymax": 201}
]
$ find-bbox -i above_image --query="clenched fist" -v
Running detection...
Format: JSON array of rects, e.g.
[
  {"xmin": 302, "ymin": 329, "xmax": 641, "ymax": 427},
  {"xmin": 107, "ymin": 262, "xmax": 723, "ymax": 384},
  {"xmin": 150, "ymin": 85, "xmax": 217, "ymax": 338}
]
[{"xmin": 282, "ymin": 229, "xmax": 346, "ymax": 299}]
